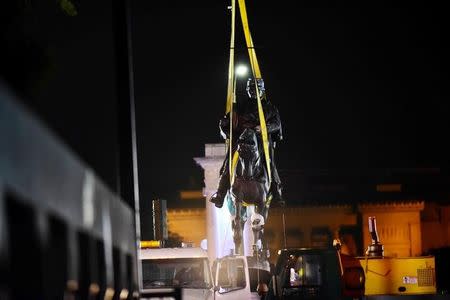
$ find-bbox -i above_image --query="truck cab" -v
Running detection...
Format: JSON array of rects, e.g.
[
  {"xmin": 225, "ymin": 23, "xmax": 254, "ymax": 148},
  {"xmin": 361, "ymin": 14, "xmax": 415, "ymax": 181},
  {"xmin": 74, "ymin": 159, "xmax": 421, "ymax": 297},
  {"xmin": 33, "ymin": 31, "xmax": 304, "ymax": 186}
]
[
  {"xmin": 139, "ymin": 245, "xmax": 214, "ymax": 300},
  {"xmin": 212, "ymin": 255, "xmax": 272, "ymax": 300},
  {"xmin": 266, "ymin": 248, "xmax": 365, "ymax": 300}
]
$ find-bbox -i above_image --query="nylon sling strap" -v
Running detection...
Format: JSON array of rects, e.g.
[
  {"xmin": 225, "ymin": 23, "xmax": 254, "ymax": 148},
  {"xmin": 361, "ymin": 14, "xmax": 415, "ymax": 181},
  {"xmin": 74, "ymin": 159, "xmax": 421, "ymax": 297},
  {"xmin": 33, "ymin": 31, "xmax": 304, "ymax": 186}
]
[
  {"xmin": 226, "ymin": 0, "xmax": 236, "ymax": 182},
  {"xmin": 237, "ymin": 0, "xmax": 272, "ymax": 185},
  {"xmin": 226, "ymin": 0, "xmax": 236, "ymax": 114},
  {"xmin": 226, "ymin": 0, "xmax": 272, "ymax": 186},
  {"xmin": 231, "ymin": 151, "xmax": 239, "ymax": 186},
  {"xmin": 237, "ymin": 0, "xmax": 261, "ymax": 78}
]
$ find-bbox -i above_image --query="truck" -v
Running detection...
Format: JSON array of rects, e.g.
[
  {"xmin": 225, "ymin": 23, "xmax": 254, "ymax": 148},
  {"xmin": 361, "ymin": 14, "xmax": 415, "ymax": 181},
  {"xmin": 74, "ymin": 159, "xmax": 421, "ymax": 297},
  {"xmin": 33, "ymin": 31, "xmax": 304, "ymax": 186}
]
[
  {"xmin": 210, "ymin": 248, "xmax": 364, "ymax": 300},
  {"xmin": 264, "ymin": 216, "xmax": 446, "ymax": 300},
  {"xmin": 212, "ymin": 254, "xmax": 273, "ymax": 300},
  {"xmin": 356, "ymin": 217, "xmax": 441, "ymax": 299},
  {"xmin": 265, "ymin": 247, "xmax": 365, "ymax": 300},
  {"xmin": 139, "ymin": 244, "xmax": 215, "ymax": 300}
]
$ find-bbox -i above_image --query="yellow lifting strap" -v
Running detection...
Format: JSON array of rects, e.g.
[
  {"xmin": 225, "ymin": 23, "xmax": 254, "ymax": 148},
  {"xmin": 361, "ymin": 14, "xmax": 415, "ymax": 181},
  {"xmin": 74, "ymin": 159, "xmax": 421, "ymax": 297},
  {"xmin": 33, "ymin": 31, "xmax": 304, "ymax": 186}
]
[
  {"xmin": 237, "ymin": 0, "xmax": 272, "ymax": 185},
  {"xmin": 226, "ymin": 0, "xmax": 236, "ymax": 181},
  {"xmin": 225, "ymin": 0, "xmax": 236, "ymax": 114},
  {"xmin": 237, "ymin": 0, "xmax": 261, "ymax": 78},
  {"xmin": 226, "ymin": 0, "xmax": 272, "ymax": 186},
  {"xmin": 231, "ymin": 150, "xmax": 239, "ymax": 186}
]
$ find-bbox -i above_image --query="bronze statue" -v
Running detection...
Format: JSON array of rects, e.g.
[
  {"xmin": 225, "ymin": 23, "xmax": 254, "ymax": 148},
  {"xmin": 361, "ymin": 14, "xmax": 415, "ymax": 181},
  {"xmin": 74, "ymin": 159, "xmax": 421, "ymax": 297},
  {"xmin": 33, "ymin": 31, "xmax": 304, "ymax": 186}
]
[
  {"xmin": 210, "ymin": 77, "xmax": 283, "ymax": 208},
  {"xmin": 210, "ymin": 77, "xmax": 284, "ymax": 255}
]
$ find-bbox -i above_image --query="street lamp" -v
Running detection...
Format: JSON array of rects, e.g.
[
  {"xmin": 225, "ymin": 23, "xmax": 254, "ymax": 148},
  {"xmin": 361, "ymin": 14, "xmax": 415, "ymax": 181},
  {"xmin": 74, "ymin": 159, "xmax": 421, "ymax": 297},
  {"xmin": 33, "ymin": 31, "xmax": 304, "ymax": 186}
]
[
  {"xmin": 233, "ymin": 64, "xmax": 248, "ymax": 103},
  {"xmin": 235, "ymin": 65, "xmax": 248, "ymax": 77},
  {"xmin": 229, "ymin": 64, "xmax": 248, "ymax": 177}
]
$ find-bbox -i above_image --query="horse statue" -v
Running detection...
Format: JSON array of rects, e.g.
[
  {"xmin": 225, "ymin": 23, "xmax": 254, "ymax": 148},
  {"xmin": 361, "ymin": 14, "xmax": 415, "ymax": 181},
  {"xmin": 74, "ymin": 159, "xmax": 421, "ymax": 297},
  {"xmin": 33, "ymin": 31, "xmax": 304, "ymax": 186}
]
[{"xmin": 228, "ymin": 127, "xmax": 271, "ymax": 257}]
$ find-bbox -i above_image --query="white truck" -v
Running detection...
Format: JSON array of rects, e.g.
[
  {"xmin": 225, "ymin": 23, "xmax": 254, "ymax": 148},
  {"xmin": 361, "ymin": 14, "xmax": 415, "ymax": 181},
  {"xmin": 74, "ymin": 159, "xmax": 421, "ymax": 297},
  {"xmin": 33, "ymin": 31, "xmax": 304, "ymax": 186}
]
[
  {"xmin": 139, "ymin": 244, "xmax": 271, "ymax": 300},
  {"xmin": 139, "ymin": 246, "xmax": 215, "ymax": 300}
]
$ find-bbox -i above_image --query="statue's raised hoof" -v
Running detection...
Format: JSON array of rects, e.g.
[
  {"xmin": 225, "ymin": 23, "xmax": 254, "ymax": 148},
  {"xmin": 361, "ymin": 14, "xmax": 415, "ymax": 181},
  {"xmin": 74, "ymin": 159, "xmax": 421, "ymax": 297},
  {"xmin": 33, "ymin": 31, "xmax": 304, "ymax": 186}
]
[{"xmin": 209, "ymin": 192, "xmax": 225, "ymax": 208}]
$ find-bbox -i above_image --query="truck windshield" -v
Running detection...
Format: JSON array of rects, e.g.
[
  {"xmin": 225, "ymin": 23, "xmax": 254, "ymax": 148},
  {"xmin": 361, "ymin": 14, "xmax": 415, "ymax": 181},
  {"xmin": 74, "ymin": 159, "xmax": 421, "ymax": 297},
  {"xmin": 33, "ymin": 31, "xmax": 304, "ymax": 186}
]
[
  {"xmin": 142, "ymin": 258, "xmax": 212, "ymax": 289},
  {"xmin": 286, "ymin": 254, "xmax": 322, "ymax": 287}
]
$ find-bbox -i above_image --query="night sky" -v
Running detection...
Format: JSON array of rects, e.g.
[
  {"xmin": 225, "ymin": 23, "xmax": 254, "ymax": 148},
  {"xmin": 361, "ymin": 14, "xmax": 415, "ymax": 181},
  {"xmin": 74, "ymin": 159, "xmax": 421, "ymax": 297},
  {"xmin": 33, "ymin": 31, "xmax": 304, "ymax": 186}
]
[
  {"xmin": 2, "ymin": 1, "xmax": 449, "ymax": 210},
  {"xmin": 133, "ymin": 1, "xmax": 450, "ymax": 203}
]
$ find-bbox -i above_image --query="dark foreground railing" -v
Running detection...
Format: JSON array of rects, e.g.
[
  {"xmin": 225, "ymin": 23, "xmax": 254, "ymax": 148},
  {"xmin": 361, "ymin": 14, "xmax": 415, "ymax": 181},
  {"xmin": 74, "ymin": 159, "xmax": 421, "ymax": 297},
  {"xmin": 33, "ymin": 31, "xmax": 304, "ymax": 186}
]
[{"xmin": 0, "ymin": 82, "xmax": 139, "ymax": 299}]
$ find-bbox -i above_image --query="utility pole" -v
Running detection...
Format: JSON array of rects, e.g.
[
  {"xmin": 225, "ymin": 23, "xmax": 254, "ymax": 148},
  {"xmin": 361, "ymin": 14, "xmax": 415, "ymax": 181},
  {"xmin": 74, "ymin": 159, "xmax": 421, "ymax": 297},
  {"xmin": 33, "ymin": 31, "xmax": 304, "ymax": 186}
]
[{"xmin": 112, "ymin": 0, "xmax": 142, "ymax": 293}]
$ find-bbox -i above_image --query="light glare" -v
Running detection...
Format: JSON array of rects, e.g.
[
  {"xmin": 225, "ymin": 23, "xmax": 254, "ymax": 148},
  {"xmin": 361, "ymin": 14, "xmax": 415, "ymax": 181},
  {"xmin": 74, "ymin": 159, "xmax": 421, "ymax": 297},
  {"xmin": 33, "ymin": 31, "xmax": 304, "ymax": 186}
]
[{"xmin": 235, "ymin": 65, "xmax": 248, "ymax": 77}]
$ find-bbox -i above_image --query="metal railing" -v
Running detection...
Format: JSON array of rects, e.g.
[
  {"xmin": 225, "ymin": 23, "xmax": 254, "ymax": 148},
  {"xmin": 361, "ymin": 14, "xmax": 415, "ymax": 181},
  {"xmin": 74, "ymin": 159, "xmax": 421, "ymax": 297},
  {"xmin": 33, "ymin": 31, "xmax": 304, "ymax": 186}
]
[{"xmin": 0, "ymin": 82, "xmax": 139, "ymax": 299}]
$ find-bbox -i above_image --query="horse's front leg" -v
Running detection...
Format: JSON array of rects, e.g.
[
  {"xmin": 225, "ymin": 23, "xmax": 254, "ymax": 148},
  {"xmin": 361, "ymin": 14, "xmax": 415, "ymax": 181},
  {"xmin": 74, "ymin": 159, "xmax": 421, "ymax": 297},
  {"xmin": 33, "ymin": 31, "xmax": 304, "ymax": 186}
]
[
  {"xmin": 251, "ymin": 204, "xmax": 266, "ymax": 256},
  {"xmin": 253, "ymin": 188, "xmax": 272, "ymax": 258},
  {"xmin": 232, "ymin": 199, "xmax": 244, "ymax": 255}
]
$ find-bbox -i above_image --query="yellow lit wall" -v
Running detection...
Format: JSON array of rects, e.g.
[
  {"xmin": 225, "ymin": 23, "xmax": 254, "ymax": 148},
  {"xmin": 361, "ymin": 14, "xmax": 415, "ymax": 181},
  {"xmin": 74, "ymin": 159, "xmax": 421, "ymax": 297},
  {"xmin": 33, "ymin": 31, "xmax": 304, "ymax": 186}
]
[
  {"xmin": 167, "ymin": 205, "xmax": 358, "ymax": 262},
  {"xmin": 166, "ymin": 201, "xmax": 446, "ymax": 261},
  {"xmin": 167, "ymin": 208, "xmax": 206, "ymax": 247},
  {"xmin": 360, "ymin": 202, "xmax": 424, "ymax": 257},
  {"xmin": 265, "ymin": 206, "xmax": 357, "ymax": 257},
  {"xmin": 421, "ymin": 203, "xmax": 450, "ymax": 252}
]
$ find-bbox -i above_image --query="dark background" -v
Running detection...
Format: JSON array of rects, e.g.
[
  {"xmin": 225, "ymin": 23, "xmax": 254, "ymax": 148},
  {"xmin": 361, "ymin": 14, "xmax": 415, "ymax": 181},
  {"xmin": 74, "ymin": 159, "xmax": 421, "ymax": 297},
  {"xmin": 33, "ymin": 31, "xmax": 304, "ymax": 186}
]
[{"xmin": 2, "ymin": 1, "xmax": 449, "ymax": 222}]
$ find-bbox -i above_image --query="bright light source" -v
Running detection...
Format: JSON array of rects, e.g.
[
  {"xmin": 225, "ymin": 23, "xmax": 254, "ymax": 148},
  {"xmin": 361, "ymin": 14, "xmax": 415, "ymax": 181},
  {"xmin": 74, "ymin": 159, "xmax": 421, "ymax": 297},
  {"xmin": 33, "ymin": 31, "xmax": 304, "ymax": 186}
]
[
  {"xmin": 200, "ymin": 239, "xmax": 207, "ymax": 250},
  {"xmin": 235, "ymin": 65, "xmax": 248, "ymax": 77}
]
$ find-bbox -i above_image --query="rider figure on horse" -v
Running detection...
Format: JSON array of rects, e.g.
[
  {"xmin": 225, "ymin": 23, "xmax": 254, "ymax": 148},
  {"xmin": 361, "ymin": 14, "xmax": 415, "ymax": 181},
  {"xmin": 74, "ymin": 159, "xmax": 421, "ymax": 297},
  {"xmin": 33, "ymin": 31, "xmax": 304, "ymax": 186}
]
[{"xmin": 210, "ymin": 77, "xmax": 284, "ymax": 208}]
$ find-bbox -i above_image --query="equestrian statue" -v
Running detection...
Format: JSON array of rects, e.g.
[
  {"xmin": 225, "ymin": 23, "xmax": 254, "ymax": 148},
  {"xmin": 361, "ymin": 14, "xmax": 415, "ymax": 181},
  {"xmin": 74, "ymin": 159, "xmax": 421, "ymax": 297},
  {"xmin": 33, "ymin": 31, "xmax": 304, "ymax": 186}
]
[{"xmin": 210, "ymin": 77, "xmax": 284, "ymax": 256}]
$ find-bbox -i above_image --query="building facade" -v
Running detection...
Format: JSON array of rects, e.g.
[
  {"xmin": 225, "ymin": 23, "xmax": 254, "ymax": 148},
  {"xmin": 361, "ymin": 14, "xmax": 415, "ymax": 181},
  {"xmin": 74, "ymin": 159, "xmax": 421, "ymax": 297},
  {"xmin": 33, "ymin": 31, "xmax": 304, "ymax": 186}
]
[{"xmin": 167, "ymin": 144, "xmax": 450, "ymax": 263}]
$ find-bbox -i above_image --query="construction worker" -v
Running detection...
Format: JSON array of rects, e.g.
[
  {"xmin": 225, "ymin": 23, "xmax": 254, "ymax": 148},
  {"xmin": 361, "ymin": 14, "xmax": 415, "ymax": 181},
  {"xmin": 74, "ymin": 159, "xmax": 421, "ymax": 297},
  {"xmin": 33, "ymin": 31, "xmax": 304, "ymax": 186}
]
[{"xmin": 209, "ymin": 77, "xmax": 284, "ymax": 208}]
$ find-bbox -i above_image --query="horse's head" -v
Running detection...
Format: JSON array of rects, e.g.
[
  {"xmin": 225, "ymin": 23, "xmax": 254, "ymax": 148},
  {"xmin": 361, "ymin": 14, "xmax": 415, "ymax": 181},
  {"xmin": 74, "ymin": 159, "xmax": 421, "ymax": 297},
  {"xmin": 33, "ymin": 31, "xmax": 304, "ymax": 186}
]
[{"xmin": 236, "ymin": 128, "xmax": 260, "ymax": 180}]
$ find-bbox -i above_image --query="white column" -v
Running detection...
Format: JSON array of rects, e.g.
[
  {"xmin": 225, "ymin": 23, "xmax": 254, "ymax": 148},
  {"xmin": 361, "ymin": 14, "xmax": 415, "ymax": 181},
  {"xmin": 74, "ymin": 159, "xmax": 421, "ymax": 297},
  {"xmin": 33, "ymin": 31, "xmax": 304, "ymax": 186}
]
[{"xmin": 194, "ymin": 144, "xmax": 234, "ymax": 261}]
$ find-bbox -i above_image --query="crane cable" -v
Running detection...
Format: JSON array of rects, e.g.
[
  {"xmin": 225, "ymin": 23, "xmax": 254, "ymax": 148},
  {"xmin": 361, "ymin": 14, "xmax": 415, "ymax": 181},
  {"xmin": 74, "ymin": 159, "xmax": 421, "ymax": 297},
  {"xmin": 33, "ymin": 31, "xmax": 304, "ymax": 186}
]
[{"xmin": 227, "ymin": 0, "xmax": 272, "ymax": 186}]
